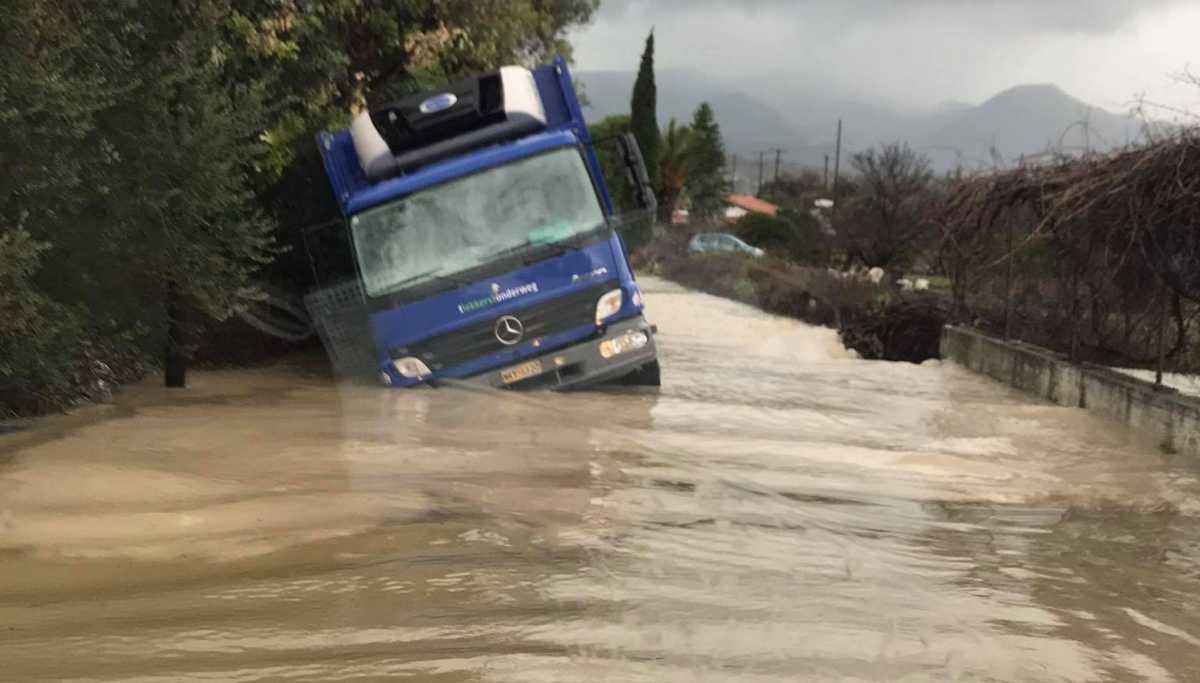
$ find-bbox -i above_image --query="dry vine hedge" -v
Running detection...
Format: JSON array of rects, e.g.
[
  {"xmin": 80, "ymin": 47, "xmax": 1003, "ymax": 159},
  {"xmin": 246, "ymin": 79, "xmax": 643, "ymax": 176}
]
[{"xmin": 931, "ymin": 128, "xmax": 1200, "ymax": 370}]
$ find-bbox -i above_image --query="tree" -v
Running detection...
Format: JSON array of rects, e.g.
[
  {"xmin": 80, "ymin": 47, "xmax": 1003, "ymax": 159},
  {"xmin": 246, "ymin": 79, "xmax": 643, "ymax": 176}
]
[
  {"xmin": 657, "ymin": 120, "xmax": 693, "ymax": 222},
  {"xmin": 2, "ymin": 1, "xmax": 276, "ymax": 392},
  {"xmin": 760, "ymin": 169, "xmax": 825, "ymax": 209},
  {"xmin": 110, "ymin": 2, "xmax": 276, "ymax": 385},
  {"xmin": 686, "ymin": 102, "xmax": 729, "ymax": 221},
  {"xmin": 1, "ymin": 1, "xmax": 129, "ymax": 408},
  {"xmin": 228, "ymin": 0, "xmax": 601, "ymax": 182},
  {"xmin": 630, "ymin": 31, "xmax": 660, "ymax": 192},
  {"xmin": 840, "ymin": 142, "xmax": 935, "ymax": 269}
]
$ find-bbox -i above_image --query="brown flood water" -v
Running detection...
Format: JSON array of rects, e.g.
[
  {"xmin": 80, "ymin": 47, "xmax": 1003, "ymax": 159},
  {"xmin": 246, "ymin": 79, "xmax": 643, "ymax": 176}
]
[{"xmin": 3, "ymin": 277, "xmax": 1200, "ymax": 682}]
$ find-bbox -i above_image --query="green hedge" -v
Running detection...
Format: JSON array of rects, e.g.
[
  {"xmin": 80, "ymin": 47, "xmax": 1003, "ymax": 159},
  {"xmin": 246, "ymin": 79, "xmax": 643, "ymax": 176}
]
[{"xmin": 0, "ymin": 231, "xmax": 85, "ymax": 416}]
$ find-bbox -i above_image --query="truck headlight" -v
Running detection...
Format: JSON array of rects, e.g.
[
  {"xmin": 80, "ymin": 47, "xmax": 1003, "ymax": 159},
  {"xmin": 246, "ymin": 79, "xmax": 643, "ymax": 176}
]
[
  {"xmin": 595, "ymin": 288, "xmax": 623, "ymax": 325},
  {"xmin": 393, "ymin": 357, "xmax": 432, "ymax": 379},
  {"xmin": 599, "ymin": 329, "xmax": 649, "ymax": 359}
]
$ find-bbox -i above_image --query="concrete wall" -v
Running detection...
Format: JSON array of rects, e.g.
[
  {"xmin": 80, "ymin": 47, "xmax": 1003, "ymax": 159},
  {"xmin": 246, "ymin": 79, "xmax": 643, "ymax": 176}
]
[{"xmin": 941, "ymin": 325, "xmax": 1200, "ymax": 459}]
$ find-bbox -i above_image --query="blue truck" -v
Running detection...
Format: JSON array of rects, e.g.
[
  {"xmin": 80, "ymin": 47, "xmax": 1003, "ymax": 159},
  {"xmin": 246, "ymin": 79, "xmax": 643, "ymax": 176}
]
[{"xmin": 307, "ymin": 57, "xmax": 660, "ymax": 390}]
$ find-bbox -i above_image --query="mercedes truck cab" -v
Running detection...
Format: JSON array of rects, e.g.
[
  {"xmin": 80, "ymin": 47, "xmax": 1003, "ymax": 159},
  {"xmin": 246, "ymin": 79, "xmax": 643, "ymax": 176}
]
[{"xmin": 307, "ymin": 57, "xmax": 660, "ymax": 390}]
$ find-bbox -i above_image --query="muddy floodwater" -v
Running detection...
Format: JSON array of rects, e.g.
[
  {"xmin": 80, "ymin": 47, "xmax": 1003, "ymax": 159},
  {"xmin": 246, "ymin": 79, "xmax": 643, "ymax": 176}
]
[{"xmin": 3, "ymin": 278, "xmax": 1200, "ymax": 682}]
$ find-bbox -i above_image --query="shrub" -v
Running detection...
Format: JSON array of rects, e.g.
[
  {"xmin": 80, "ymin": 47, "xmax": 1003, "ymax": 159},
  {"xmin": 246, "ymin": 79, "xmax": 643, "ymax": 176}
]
[
  {"xmin": 658, "ymin": 252, "xmax": 753, "ymax": 302},
  {"xmin": 839, "ymin": 295, "xmax": 946, "ymax": 363},
  {"xmin": 0, "ymin": 231, "xmax": 84, "ymax": 416},
  {"xmin": 782, "ymin": 210, "xmax": 833, "ymax": 265},
  {"xmin": 735, "ymin": 213, "xmax": 793, "ymax": 254},
  {"xmin": 735, "ymin": 210, "xmax": 831, "ymax": 264}
]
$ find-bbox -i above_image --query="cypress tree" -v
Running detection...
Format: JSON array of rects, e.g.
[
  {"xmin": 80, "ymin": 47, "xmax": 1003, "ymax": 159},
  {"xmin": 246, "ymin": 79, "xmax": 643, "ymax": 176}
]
[
  {"xmin": 686, "ymin": 102, "xmax": 730, "ymax": 221},
  {"xmin": 630, "ymin": 31, "xmax": 660, "ymax": 191}
]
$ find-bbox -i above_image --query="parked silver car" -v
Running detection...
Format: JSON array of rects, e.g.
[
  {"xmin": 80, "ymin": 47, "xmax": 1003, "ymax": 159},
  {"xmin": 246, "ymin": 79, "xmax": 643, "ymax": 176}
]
[{"xmin": 687, "ymin": 232, "xmax": 765, "ymax": 257}]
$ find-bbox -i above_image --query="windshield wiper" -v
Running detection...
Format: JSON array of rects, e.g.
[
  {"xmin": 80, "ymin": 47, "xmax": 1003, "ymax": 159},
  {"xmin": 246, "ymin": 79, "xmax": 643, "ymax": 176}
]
[
  {"xmin": 376, "ymin": 268, "xmax": 474, "ymax": 298},
  {"xmin": 427, "ymin": 270, "xmax": 473, "ymax": 288},
  {"xmin": 489, "ymin": 226, "xmax": 607, "ymax": 264},
  {"xmin": 384, "ymin": 268, "xmax": 442, "ymax": 291},
  {"xmin": 488, "ymin": 240, "xmax": 540, "ymax": 264}
]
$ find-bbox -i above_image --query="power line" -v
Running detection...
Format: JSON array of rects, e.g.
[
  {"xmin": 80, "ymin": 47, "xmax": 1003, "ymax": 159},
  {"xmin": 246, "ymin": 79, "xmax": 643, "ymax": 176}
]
[{"xmin": 751, "ymin": 148, "xmax": 786, "ymax": 196}]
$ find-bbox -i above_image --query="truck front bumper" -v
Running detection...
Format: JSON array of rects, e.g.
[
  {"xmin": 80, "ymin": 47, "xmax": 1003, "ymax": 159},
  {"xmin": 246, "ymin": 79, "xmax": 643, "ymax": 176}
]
[{"xmin": 472, "ymin": 316, "xmax": 657, "ymax": 391}]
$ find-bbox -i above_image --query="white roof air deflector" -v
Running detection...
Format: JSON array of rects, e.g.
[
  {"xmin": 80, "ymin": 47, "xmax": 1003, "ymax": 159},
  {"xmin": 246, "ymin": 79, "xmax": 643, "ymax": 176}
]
[
  {"xmin": 350, "ymin": 111, "xmax": 393, "ymax": 180},
  {"xmin": 498, "ymin": 66, "xmax": 546, "ymax": 132}
]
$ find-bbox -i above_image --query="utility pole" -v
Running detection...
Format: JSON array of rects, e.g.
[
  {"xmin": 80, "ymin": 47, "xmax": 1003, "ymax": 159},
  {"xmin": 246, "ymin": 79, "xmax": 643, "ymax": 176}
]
[
  {"xmin": 773, "ymin": 148, "xmax": 782, "ymax": 186},
  {"xmin": 832, "ymin": 119, "xmax": 843, "ymax": 225},
  {"xmin": 823, "ymin": 154, "xmax": 830, "ymax": 191},
  {"xmin": 730, "ymin": 154, "xmax": 738, "ymax": 193},
  {"xmin": 756, "ymin": 150, "xmax": 765, "ymax": 196}
]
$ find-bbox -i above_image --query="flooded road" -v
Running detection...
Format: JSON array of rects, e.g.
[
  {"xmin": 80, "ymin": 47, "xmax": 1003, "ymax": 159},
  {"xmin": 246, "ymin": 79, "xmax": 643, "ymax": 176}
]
[{"xmin": 3, "ymin": 277, "xmax": 1200, "ymax": 682}]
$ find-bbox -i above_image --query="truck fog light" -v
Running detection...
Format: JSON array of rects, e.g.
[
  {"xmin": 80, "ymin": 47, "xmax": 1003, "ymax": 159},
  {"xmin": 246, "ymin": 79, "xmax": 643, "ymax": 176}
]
[
  {"xmin": 631, "ymin": 286, "xmax": 644, "ymax": 308},
  {"xmin": 599, "ymin": 340, "xmax": 616, "ymax": 359},
  {"xmin": 393, "ymin": 356, "xmax": 432, "ymax": 379},
  {"xmin": 599, "ymin": 329, "xmax": 649, "ymax": 359},
  {"xmin": 595, "ymin": 288, "xmax": 623, "ymax": 325}
]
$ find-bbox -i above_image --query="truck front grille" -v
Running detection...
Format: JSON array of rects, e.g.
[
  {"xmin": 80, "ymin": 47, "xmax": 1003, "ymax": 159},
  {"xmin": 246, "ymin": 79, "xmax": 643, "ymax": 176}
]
[{"xmin": 391, "ymin": 281, "xmax": 617, "ymax": 372}]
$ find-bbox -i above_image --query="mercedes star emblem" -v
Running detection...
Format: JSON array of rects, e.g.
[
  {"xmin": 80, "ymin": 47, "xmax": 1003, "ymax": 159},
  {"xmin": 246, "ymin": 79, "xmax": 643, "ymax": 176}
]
[{"xmin": 494, "ymin": 315, "xmax": 525, "ymax": 345}]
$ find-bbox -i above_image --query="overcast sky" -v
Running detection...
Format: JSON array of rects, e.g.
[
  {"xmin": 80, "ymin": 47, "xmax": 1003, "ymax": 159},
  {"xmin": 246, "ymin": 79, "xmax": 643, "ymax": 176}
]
[{"xmin": 569, "ymin": 0, "xmax": 1200, "ymax": 117}]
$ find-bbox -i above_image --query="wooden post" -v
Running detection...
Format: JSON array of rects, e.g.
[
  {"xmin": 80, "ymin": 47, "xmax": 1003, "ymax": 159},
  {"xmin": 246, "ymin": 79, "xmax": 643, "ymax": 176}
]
[
  {"xmin": 756, "ymin": 150, "xmax": 765, "ymax": 196},
  {"xmin": 832, "ymin": 119, "xmax": 842, "ymax": 229}
]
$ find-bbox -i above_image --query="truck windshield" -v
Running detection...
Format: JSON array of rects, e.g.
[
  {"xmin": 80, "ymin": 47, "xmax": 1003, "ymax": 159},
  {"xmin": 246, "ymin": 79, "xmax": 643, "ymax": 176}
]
[{"xmin": 349, "ymin": 147, "xmax": 606, "ymax": 298}]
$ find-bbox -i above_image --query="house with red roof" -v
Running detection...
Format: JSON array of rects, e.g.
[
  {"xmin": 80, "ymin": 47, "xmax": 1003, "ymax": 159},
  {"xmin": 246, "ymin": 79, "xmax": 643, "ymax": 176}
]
[{"xmin": 722, "ymin": 194, "xmax": 779, "ymax": 223}]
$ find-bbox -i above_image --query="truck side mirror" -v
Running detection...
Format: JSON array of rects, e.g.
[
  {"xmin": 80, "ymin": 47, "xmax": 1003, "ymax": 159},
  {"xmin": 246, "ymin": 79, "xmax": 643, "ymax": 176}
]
[{"xmin": 616, "ymin": 132, "xmax": 657, "ymax": 214}]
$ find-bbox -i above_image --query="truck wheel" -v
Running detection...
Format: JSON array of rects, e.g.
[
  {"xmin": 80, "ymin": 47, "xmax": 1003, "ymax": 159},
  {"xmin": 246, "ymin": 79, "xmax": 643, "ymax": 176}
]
[{"xmin": 621, "ymin": 359, "xmax": 661, "ymax": 387}]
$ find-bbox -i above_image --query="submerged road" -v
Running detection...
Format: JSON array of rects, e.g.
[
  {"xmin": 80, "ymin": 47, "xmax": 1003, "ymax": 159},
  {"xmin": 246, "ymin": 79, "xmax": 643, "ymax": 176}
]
[{"xmin": 2, "ymin": 277, "xmax": 1200, "ymax": 681}]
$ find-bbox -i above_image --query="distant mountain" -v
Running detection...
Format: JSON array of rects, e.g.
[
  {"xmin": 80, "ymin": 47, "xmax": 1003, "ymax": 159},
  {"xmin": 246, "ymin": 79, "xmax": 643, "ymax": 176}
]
[
  {"xmin": 577, "ymin": 70, "xmax": 805, "ymax": 162},
  {"xmin": 913, "ymin": 84, "xmax": 1145, "ymax": 170},
  {"xmin": 578, "ymin": 71, "xmax": 1150, "ymax": 173}
]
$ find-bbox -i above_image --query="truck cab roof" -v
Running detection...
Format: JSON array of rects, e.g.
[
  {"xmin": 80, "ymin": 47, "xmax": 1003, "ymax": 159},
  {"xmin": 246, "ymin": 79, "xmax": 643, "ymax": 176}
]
[{"xmin": 319, "ymin": 57, "xmax": 592, "ymax": 217}]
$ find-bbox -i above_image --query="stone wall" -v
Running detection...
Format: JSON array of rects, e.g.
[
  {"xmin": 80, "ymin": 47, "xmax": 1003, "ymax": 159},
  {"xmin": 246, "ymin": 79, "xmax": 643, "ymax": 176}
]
[{"xmin": 941, "ymin": 325, "xmax": 1200, "ymax": 458}]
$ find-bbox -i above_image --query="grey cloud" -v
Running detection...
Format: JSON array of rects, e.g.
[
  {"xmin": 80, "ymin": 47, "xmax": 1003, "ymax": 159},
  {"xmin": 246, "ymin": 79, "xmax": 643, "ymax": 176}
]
[
  {"xmin": 572, "ymin": 0, "xmax": 1198, "ymax": 122},
  {"xmin": 595, "ymin": 0, "xmax": 1183, "ymax": 35}
]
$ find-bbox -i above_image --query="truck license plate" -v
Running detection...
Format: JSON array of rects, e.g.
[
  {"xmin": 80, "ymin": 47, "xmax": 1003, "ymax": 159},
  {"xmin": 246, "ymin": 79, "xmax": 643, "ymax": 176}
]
[{"xmin": 500, "ymin": 359, "xmax": 544, "ymax": 385}]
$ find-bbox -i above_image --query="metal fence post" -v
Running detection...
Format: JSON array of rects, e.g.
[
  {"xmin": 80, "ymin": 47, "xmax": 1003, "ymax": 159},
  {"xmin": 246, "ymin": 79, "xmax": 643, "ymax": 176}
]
[
  {"xmin": 1069, "ymin": 265, "xmax": 1080, "ymax": 364},
  {"xmin": 1155, "ymin": 288, "xmax": 1167, "ymax": 387},
  {"xmin": 1004, "ymin": 221, "xmax": 1014, "ymax": 340}
]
